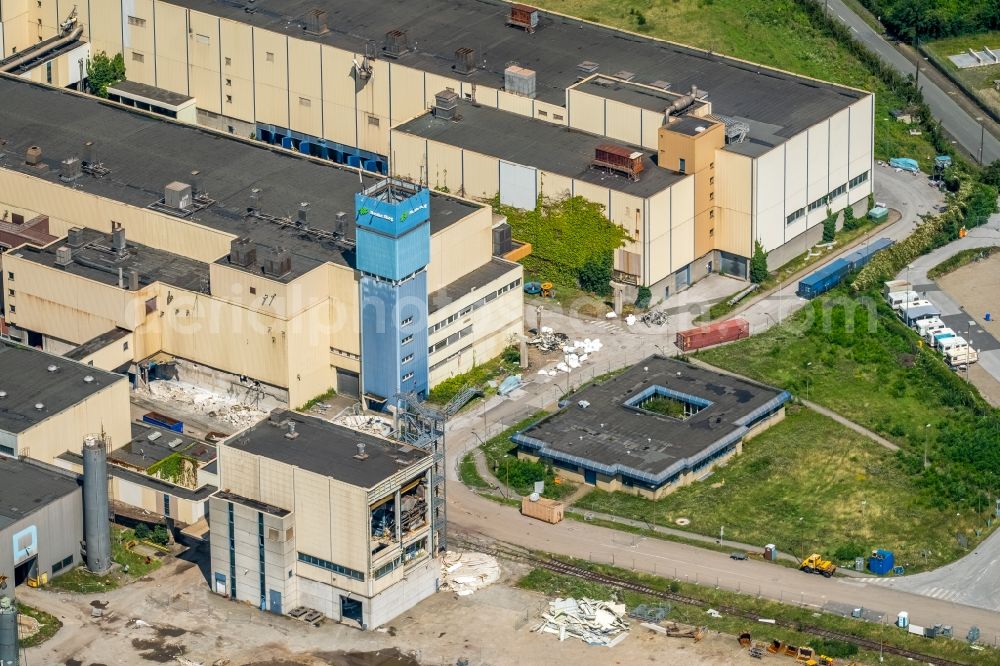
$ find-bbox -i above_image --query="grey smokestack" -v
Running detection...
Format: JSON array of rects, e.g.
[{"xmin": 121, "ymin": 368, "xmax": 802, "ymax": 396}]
[
  {"xmin": 82, "ymin": 435, "xmax": 112, "ymax": 574},
  {"xmin": 111, "ymin": 222, "xmax": 126, "ymax": 254},
  {"xmin": 0, "ymin": 596, "xmax": 17, "ymax": 666}
]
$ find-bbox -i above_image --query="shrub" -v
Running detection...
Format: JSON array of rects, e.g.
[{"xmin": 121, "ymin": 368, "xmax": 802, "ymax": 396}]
[
  {"xmin": 578, "ymin": 251, "xmax": 613, "ymax": 296},
  {"xmin": 822, "ymin": 208, "xmax": 836, "ymax": 243},
  {"xmin": 635, "ymin": 286, "xmax": 652, "ymax": 309},
  {"xmin": 842, "ymin": 205, "xmax": 859, "ymax": 231},
  {"xmin": 134, "ymin": 523, "xmax": 151, "ymax": 540},
  {"xmin": 811, "ymin": 638, "xmax": 858, "ymax": 658},
  {"xmin": 501, "ymin": 345, "xmax": 520, "ymax": 364},
  {"xmin": 750, "ymin": 240, "xmax": 769, "ymax": 283},
  {"xmin": 833, "ymin": 543, "xmax": 866, "ymax": 561},
  {"xmin": 151, "ymin": 525, "xmax": 170, "ymax": 546},
  {"xmin": 86, "ymin": 51, "xmax": 126, "ymax": 98}
]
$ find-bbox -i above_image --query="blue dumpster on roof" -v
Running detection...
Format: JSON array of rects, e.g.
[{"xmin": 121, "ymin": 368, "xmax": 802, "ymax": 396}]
[{"xmin": 869, "ymin": 549, "xmax": 895, "ymax": 576}]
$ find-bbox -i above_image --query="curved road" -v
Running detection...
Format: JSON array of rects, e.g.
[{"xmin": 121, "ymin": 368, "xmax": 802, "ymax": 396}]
[{"xmin": 825, "ymin": 0, "xmax": 1000, "ymax": 163}]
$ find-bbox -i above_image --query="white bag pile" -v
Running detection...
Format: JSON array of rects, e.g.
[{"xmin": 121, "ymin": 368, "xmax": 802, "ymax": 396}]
[
  {"xmin": 534, "ymin": 597, "xmax": 630, "ymax": 647},
  {"xmin": 440, "ymin": 551, "xmax": 500, "ymax": 597}
]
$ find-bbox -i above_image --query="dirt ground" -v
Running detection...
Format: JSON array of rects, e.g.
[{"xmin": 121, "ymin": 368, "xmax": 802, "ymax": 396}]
[
  {"xmin": 936, "ymin": 254, "xmax": 1000, "ymax": 406},
  {"xmin": 22, "ymin": 548, "xmax": 748, "ymax": 666}
]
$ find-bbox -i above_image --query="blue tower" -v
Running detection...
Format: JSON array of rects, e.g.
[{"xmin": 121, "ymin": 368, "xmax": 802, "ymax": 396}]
[{"xmin": 356, "ymin": 179, "xmax": 431, "ymax": 408}]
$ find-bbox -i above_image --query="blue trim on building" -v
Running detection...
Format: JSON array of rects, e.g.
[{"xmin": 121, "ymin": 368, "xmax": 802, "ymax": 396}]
[{"xmin": 254, "ymin": 122, "xmax": 388, "ymax": 174}]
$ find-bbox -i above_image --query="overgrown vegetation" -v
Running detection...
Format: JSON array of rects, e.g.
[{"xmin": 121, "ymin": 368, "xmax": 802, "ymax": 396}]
[
  {"xmin": 146, "ymin": 452, "xmax": 197, "ymax": 487},
  {"xmin": 700, "ymin": 288, "xmax": 1000, "ymax": 534},
  {"xmin": 426, "ymin": 344, "xmax": 520, "ymax": 404},
  {"xmin": 17, "ymin": 603, "xmax": 62, "ymax": 648},
  {"xmin": 498, "ymin": 196, "xmax": 629, "ymax": 295},
  {"xmin": 134, "ymin": 522, "xmax": 171, "ymax": 547},
  {"xmin": 298, "ymin": 387, "xmax": 336, "ymax": 412},
  {"xmin": 49, "ymin": 526, "xmax": 163, "ymax": 593},
  {"xmin": 86, "ymin": 51, "xmax": 125, "ymax": 98},
  {"xmin": 459, "ymin": 452, "xmax": 490, "ymax": 489},
  {"xmin": 517, "ymin": 561, "xmax": 993, "ymax": 665},
  {"xmin": 575, "ymin": 407, "xmax": 983, "ymax": 570},
  {"xmin": 929, "ymin": 245, "xmax": 1000, "ymax": 278}
]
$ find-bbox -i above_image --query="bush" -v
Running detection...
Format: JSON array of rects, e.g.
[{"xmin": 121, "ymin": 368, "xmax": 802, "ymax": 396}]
[
  {"xmin": 822, "ymin": 208, "xmax": 836, "ymax": 243},
  {"xmin": 750, "ymin": 240, "xmax": 769, "ymax": 284},
  {"xmin": 133, "ymin": 523, "xmax": 151, "ymax": 541},
  {"xmin": 578, "ymin": 251, "xmax": 613, "ymax": 296},
  {"xmin": 811, "ymin": 638, "xmax": 858, "ymax": 658},
  {"xmin": 833, "ymin": 543, "xmax": 866, "ymax": 561},
  {"xmin": 500, "ymin": 345, "xmax": 520, "ymax": 365},
  {"xmin": 86, "ymin": 51, "xmax": 126, "ymax": 98},
  {"xmin": 842, "ymin": 205, "xmax": 859, "ymax": 231},
  {"xmin": 151, "ymin": 525, "xmax": 170, "ymax": 546},
  {"xmin": 635, "ymin": 286, "xmax": 652, "ymax": 309}
]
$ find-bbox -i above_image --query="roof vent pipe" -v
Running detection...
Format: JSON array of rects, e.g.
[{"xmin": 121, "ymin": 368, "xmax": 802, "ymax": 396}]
[
  {"xmin": 189, "ymin": 170, "xmax": 201, "ymax": 198},
  {"xmin": 355, "ymin": 442, "xmax": 368, "ymax": 459},
  {"xmin": 297, "ymin": 202, "xmax": 309, "ymax": 230},
  {"xmin": 118, "ymin": 267, "xmax": 124, "ymax": 289},
  {"xmin": 284, "ymin": 421, "xmax": 299, "ymax": 440},
  {"xmin": 111, "ymin": 221, "xmax": 126, "ymax": 254}
]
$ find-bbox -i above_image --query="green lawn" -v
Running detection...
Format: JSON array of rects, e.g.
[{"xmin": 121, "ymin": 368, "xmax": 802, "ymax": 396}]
[
  {"xmin": 924, "ymin": 32, "xmax": 1000, "ymax": 118},
  {"xmin": 534, "ymin": 0, "xmax": 937, "ymax": 166},
  {"xmin": 574, "ymin": 407, "xmax": 982, "ymax": 571},
  {"xmin": 518, "ymin": 562, "xmax": 998, "ymax": 665},
  {"xmin": 17, "ymin": 603, "xmax": 62, "ymax": 648},
  {"xmin": 458, "ymin": 452, "xmax": 490, "ymax": 489},
  {"xmin": 48, "ymin": 526, "xmax": 163, "ymax": 593}
]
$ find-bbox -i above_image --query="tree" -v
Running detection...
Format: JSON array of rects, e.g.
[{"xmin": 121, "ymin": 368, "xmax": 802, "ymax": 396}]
[
  {"xmin": 578, "ymin": 251, "xmax": 613, "ymax": 296},
  {"xmin": 86, "ymin": 51, "xmax": 125, "ymax": 98},
  {"xmin": 750, "ymin": 240, "xmax": 769, "ymax": 284},
  {"xmin": 981, "ymin": 160, "xmax": 1000, "ymax": 188},
  {"xmin": 842, "ymin": 205, "xmax": 859, "ymax": 231},
  {"xmin": 822, "ymin": 207, "xmax": 837, "ymax": 243}
]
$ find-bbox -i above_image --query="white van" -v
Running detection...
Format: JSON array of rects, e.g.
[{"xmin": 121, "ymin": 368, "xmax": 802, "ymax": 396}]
[
  {"xmin": 895, "ymin": 299, "xmax": 933, "ymax": 316},
  {"xmin": 887, "ymin": 290, "xmax": 920, "ymax": 309},
  {"xmin": 946, "ymin": 346, "xmax": 978, "ymax": 366},
  {"xmin": 938, "ymin": 336, "xmax": 968, "ymax": 354},
  {"xmin": 929, "ymin": 328, "xmax": 956, "ymax": 347},
  {"xmin": 915, "ymin": 317, "xmax": 945, "ymax": 336}
]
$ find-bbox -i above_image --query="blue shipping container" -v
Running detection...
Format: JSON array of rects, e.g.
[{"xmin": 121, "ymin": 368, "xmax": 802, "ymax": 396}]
[
  {"xmin": 869, "ymin": 548, "xmax": 895, "ymax": 576},
  {"xmin": 797, "ymin": 258, "xmax": 850, "ymax": 298},
  {"xmin": 142, "ymin": 411, "xmax": 184, "ymax": 433}
]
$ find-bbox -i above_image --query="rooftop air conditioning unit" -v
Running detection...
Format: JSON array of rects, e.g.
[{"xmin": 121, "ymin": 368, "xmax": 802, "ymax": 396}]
[
  {"xmin": 455, "ymin": 47, "xmax": 476, "ymax": 75},
  {"xmin": 55, "ymin": 246, "xmax": 73, "ymax": 268},
  {"xmin": 263, "ymin": 246, "xmax": 292, "ymax": 278},
  {"xmin": 229, "ymin": 237, "xmax": 257, "ymax": 267},
  {"xmin": 60, "ymin": 157, "xmax": 82, "ymax": 182},
  {"xmin": 384, "ymin": 29, "xmax": 409, "ymax": 58},
  {"xmin": 433, "ymin": 89, "xmax": 459, "ymax": 120},
  {"xmin": 504, "ymin": 65, "xmax": 536, "ymax": 98},
  {"xmin": 165, "ymin": 181, "xmax": 193, "ymax": 210}
]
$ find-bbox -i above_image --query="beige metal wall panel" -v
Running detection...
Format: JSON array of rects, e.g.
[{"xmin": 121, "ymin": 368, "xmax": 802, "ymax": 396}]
[
  {"xmin": 209, "ymin": 263, "xmax": 290, "ymax": 319},
  {"xmin": 459, "ymin": 149, "xmax": 499, "ymax": 200},
  {"xmin": 151, "ymin": 1, "xmax": 187, "ymax": 96},
  {"xmin": 85, "ymin": 0, "xmax": 123, "ymax": 57},
  {"xmin": 257, "ymin": 457, "xmax": 294, "ymax": 512},
  {"xmin": 784, "ymin": 133, "xmax": 808, "ymax": 217},
  {"xmin": 427, "ymin": 205, "xmax": 491, "ymax": 292},
  {"xmin": 320, "ymin": 45, "xmax": 357, "ymax": 148},
  {"xmin": 327, "ymin": 263, "xmax": 361, "ymax": 357},
  {"xmin": 669, "ymin": 176, "xmax": 695, "ymax": 270},
  {"xmin": 567, "ymin": 88, "xmax": 604, "ymax": 136},
  {"xmin": 533, "ymin": 101, "xmax": 565, "ymax": 124},
  {"xmin": 219, "ymin": 445, "xmax": 262, "ymax": 501},
  {"xmin": 122, "ymin": 0, "xmax": 155, "ymax": 85},
  {"xmin": 288, "ymin": 37, "xmax": 323, "ymax": 138},
  {"xmin": 754, "ymin": 147, "xmax": 785, "ymax": 252},
  {"xmin": 389, "ymin": 64, "xmax": 428, "ymax": 129},
  {"xmin": 848, "ymin": 95, "xmax": 874, "ymax": 179},
  {"xmin": 17, "ymin": 379, "xmax": 130, "ymax": 463},
  {"xmin": 74, "ymin": 330, "xmax": 135, "ymax": 370},
  {"xmin": 113, "ymin": 478, "xmax": 144, "ymax": 508},
  {"xmin": 641, "ymin": 109, "xmax": 663, "ymax": 150},
  {"xmin": 469, "ymin": 82, "xmax": 498, "ymax": 108},
  {"xmin": 425, "ymin": 141, "xmax": 463, "ymax": 193},
  {"xmin": 714, "ymin": 150, "xmax": 752, "ymax": 257},
  {"xmin": 605, "ymin": 100, "xmax": 642, "ymax": 147},
  {"xmin": 188, "ymin": 11, "xmax": 222, "ymax": 115},
  {"xmin": 497, "ymin": 90, "xmax": 533, "ymax": 117},
  {"xmin": 828, "ymin": 108, "xmax": 850, "ymax": 188},
  {"xmin": 807, "ymin": 121, "xmax": 830, "ymax": 204},
  {"xmin": 645, "ymin": 187, "xmax": 671, "ymax": 283},
  {"xmin": 386, "ymin": 131, "xmax": 424, "ymax": 184},
  {"xmin": 539, "ymin": 171, "xmax": 572, "ymax": 202},
  {"xmin": 285, "ymin": 300, "xmax": 334, "ymax": 408},
  {"xmin": 569, "ymin": 180, "xmax": 610, "ymax": 216},
  {"xmin": 252, "ymin": 28, "xmax": 288, "ymax": 128},
  {"xmin": 37, "ymin": 0, "xmax": 58, "ymax": 41},
  {"xmin": 326, "ymin": 476, "xmax": 369, "ymax": 574},
  {"xmin": 219, "ymin": 18, "xmax": 254, "ymax": 123},
  {"xmin": 1, "ymin": 0, "xmax": 30, "ymax": 52},
  {"xmin": 290, "ymin": 467, "xmax": 330, "ymax": 556},
  {"xmin": 356, "ymin": 58, "xmax": 391, "ymax": 156}
]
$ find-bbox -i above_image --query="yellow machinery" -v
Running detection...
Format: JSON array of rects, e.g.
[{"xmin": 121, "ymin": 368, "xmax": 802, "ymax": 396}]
[{"xmin": 800, "ymin": 553, "xmax": 837, "ymax": 578}]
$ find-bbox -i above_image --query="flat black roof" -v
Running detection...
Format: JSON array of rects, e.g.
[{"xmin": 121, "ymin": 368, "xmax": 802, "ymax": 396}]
[
  {"xmin": 0, "ymin": 77, "xmax": 480, "ymax": 282},
  {"xmin": 65, "ymin": 327, "xmax": 131, "ymax": 362},
  {"xmin": 109, "ymin": 80, "xmax": 195, "ymax": 107},
  {"xmin": 666, "ymin": 115, "xmax": 720, "ymax": 137},
  {"xmin": 0, "ymin": 457, "xmax": 79, "ymax": 530},
  {"xmin": 428, "ymin": 257, "xmax": 519, "ymax": 315},
  {"xmin": 59, "ymin": 451, "xmax": 218, "ymax": 502},
  {"xmin": 514, "ymin": 356, "xmax": 789, "ymax": 485},
  {"xmin": 0, "ymin": 340, "xmax": 125, "ymax": 435},
  {"xmin": 14, "ymin": 228, "xmax": 210, "ymax": 292},
  {"xmin": 575, "ymin": 76, "xmax": 703, "ymax": 114},
  {"xmin": 226, "ymin": 410, "xmax": 430, "ymax": 489},
  {"xmin": 397, "ymin": 102, "xmax": 685, "ymax": 198},
  {"xmin": 168, "ymin": 0, "xmax": 864, "ymax": 144}
]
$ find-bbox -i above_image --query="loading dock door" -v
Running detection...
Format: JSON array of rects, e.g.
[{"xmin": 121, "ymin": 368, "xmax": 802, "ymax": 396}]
[
  {"xmin": 499, "ymin": 161, "xmax": 538, "ymax": 210},
  {"xmin": 336, "ymin": 368, "xmax": 360, "ymax": 398}
]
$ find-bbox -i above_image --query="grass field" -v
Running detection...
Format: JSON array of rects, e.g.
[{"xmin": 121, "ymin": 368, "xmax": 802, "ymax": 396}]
[
  {"xmin": 518, "ymin": 561, "xmax": 998, "ymax": 665},
  {"xmin": 17, "ymin": 603, "xmax": 62, "ymax": 648},
  {"xmin": 574, "ymin": 407, "xmax": 981, "ymax": 570},
  {"xmin": 924, "ymin": 32, "xmax": 1000, "ymax": 119},
  {"xmin": 534, "ymin": 0, "xmax": 936, "ymax": 166}
]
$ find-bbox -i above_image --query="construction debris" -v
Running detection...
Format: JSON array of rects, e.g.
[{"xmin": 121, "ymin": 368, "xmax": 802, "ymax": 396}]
[
  {"xmin": 335, "ymin": 414, "xmax": 393, "ymax": 437},
  {"xmin": 640, "ymin": 310, "xmax": 669, "ymax": 327},
  {"xmin": 440, "ymin": 551, "xmax": 500, "ymax": 596},
  {"xmin": 136, "ymin": 380, "xmax": 266, "ymax": 430},
  {"xmin": 533, "ymin": 597, "xmax": 630, "ymax": 647},
  {"xmin": 527, "ymin": 328, "xmax": 570, "ymax": 353}
]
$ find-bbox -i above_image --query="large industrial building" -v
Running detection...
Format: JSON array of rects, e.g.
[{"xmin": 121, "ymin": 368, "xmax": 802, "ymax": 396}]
[
  {"xmin": 0, "ymin": 0, "xmax": 874, "ymax": 295},
  {"xmin": 0, "ymin": 76, "xmax": 523, "ymax": 408},
  {"xmin": 513, "ymin": 356, "xmax": 790, "ymax": 499},
  {"xmin": 0, "ymin": 456, "xmax": 83, "ymax": 591},
  {"xmin": 209, "ymin": 409, "xmax": 438, "ymax": 627}
]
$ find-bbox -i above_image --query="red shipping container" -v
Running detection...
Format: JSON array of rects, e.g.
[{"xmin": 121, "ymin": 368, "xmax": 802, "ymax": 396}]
[{"xmin": 675, "ymin": 318, "xmax": 750, "ymax": 351}]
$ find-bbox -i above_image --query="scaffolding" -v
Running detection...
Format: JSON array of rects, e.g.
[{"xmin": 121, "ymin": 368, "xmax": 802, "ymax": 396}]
[{"xmin": 393, "ymin": 392, "xmax": 448, "ymax": 552}]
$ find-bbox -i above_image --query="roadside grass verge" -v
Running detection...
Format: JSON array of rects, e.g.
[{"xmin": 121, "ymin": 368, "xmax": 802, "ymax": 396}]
[
  {"xmin": 574, "ymin": 407, "xmax": 982, "ymax": 571},
  {"xmin": 927, "ymin": 246, "xmax": 1000, "ymax": 279},
  {"xmin": 458, "ymin": 452, "xmax": 490, "ymax": 489},
  {"xmin": 517, "ymin": 560, "xmax": 995, "ymax": 665}
]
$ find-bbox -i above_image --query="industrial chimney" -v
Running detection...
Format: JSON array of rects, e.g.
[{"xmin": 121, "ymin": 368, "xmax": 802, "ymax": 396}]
[
  {"xmin": 82, "ymin": 435, "xmax": 112, "ymax": 575},
  {"xmin": 0, "ymin": 596, "xmax": 17, "ymax": 666}
]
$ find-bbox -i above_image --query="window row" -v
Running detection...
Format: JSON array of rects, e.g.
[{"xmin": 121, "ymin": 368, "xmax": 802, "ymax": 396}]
[
  {"xmin": 429, "ymin": 325, "xmax": 472, "ymax": 354},
  {"xmin": 297, "ymin": 552, "xmax": 365, "ymax": 581}
]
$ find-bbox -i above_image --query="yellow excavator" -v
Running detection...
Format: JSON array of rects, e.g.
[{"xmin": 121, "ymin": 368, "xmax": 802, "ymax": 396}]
[{"xmin": 799, "ymin": 553, "xmax": 837, "ymax": 578}]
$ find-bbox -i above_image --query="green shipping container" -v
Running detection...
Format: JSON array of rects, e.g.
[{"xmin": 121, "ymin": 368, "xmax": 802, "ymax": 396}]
[{"xmin": 868, "ymin": 206, "xmax": 889, "ymax": 221}]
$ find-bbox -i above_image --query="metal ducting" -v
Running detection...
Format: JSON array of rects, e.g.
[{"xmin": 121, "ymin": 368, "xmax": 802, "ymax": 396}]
[
  {"xmin": 82, "ymin": 435, "xmax": 112, "ymax": 575},
  {"xmin": 0, "ymin": 24, "xmax": 84, "ymax": 73}
]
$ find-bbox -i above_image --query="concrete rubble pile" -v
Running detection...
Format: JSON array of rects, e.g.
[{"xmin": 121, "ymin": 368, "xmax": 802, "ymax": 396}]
[
  {"xmin": 527, "ymin": 326, "xmax": 569, "ymax": 353},
  {"xmin": 440, "ymin": 551, "xmax": 501, "ymax": 596},
  {"xmin": 537, "ymin": 338, "xmax": 604, "ymax": 377},
  {"xmin": 336, "ymin": 414, "xmax": 393, "ymax": 437},
  {"xmin": 138, "ymin": 380, "xmax": 266, "ymax": 430},
  {"xmin": 534, "ymin": 597, "xmax": 630, "ymax": 647}
]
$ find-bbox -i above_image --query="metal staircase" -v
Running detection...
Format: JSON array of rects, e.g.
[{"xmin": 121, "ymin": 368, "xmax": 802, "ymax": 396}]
[{"xmin": 393, "ymin": 392, "xmax": 448, "ymax": 552}]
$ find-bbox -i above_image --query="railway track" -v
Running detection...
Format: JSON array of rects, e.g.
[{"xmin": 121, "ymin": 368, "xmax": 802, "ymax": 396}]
[{"xmin": 452, "ymin": 535, "xmax": 970, "ymax": 666}]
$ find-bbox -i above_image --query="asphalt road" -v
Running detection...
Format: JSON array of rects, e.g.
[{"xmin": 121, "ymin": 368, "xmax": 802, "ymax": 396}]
[{"xmin": 825, "ymin": 0, "xmax": 1000, "ymax": 163}]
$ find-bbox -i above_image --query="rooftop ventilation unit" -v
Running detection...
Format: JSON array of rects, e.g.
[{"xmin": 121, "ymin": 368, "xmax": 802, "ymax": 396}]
[
  {"xmin": 504, "ymin": 65, "xmax": 536, "ymax": 99},
  {"xmin": 651, "ymin": 80, "xmax": 671, "ymax": 90},
  {"xmin": 111, "ymin": 221, "xmax": 126, "ymax": 255},
  {"xmin": 263, "ymin": 246, "xmax": 292, "ymax": 278},
  {"xmin": 577, "ymin": 60, "xmax": 599, "ymax": 74},
  {"xmin": 83, "ymin": 375, "xmax": 94, "ymax": 383},
  {"xmin": 127, "ymin": 269, "xmax": 140, "ymax": 291},
  {"xmin": 354, "ymin": 442, "xmax": 369, "ymax": 460},
  {"xmin": 433, "ymin": 89, "xmax": 459, "ymax": 120},
  {"xmin": 164, "ymin": 181, "xmax": 193, "ymax": 211},
  {"xmin": 25, "ymin": 145, "xmax": 42, "ymax": 166},
  {"xmin": 67, "ymin": 226, "xmax": 85, "ymax": 248},
  {"xmin": 297, "ymin": 202, "xmax": 309, "ymax": 230},
  {"xmin": 60, "ymin": 156, "xmax": 82, "ymax": 182},
  {"xmin": 284, "ymin": 421, "xmax": 299, "ymax": 440},
  {"xmin": 268, "ymin": 408, "xmax": 289, "ymax": 427},
  {"xmin": 304, "ymin": 8, "xmax": 329, "ymax": 35},
  {"xmin": 47, "ymin": 364, "xmax": 59, "ymax": 372},
  {"xmin": 612, "ymin": 70, "xmax": 635, "ymax": 81},
  {"xmin": 592, "ymin": 144, "xmax": 645, "ymax": 181},
  {"xmin": 383, "ymin": 29, "xmax": 409, "ymax": 58},
  {"xmin": 55, "ymin": 245, "xmax": 73, "ymax": 268},
  {"xmin": 508, "ymin": 3, "xmax": 539, "ymax": 33},
  {"xmin": 335, "ymin": 211, "xmax": 348, "ymax": 236},
  {"xmin": 80, "ymin": 140, "xmax": 111, "ymax": 177},
  {"xmin": 455, "ymin": 47, "xmax": 476, "ymax": 75},
  {"xmin": 229, "ymin": 237, "xmax": 256, "ymax": 267}
]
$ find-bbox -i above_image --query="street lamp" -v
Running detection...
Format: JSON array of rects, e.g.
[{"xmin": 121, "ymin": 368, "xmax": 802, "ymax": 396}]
[
  {"xmin": 923, "ymin": 423, "xmax": 931, "ymax": 469},
  {"xmin": 977, "ymin": 118, "xmax": 986, "ymax": 165}
]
